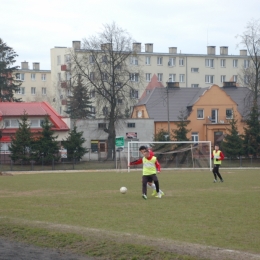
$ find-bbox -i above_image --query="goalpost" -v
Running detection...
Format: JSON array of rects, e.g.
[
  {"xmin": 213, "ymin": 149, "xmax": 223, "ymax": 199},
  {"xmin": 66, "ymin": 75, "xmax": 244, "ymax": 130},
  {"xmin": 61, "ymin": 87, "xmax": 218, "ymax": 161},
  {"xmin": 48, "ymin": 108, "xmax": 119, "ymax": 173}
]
[{"xmin": 127, "ymin": 141, "xmax": 212, "ymax": 172}]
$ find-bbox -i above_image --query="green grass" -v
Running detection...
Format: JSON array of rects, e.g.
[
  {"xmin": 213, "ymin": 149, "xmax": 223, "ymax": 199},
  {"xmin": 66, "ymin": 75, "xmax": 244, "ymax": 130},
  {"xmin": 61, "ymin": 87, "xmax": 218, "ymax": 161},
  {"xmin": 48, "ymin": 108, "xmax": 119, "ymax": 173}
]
[{"xmin": 0, "ymin": 169, "xmax": 260, "ymax": 259}]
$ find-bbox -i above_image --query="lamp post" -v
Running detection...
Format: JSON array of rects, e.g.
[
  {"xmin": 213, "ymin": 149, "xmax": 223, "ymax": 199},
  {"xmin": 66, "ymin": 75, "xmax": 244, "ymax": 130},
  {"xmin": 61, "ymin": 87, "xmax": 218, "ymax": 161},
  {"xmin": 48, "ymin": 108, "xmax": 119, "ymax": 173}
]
[{"xmin": 166, "ymin": 81, "xmax": 170, "ymax": 138}]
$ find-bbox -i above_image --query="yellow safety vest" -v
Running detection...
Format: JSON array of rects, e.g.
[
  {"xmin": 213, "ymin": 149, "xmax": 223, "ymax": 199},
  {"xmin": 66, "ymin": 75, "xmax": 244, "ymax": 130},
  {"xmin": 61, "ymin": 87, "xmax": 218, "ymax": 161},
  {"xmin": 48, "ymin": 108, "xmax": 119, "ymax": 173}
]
[
  {"xmin": 213, "ymin": 150, "xmax": 221, "ymax": 165},
  {"xmin": 142, "ymin": 156, "xmax": 157, "ymax": 175}
]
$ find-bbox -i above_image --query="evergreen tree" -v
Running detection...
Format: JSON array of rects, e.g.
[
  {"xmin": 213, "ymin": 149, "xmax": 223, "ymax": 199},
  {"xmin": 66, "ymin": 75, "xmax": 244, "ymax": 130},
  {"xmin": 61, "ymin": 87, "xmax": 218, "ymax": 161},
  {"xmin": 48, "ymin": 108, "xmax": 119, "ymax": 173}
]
[
  {"xmin": 154, "ymin": 129, "xmax": 170, "ymax": 141},
  {"xmin": 221, "ymin": 111, "xmax": 243, "ymax": 159},
  {"xmin": 242, "ymin": 102, "xmax": 260, "ymax": 157},
  {"xmin": 9, "ymin": 112, "xmax": 33, "ymax": 163},
  {"xmin": 171, "ymin": 110, "xmax": 190, "ymax": 141},
  {"xmin": 33, "ymin": 117, "xmax": 60, "ymax": 163},
  {"xmin": 0, "ymin": 38, "xmax": 22, "ymax": 102},
  {"xmin": 63, "ymin": 125, "xmax": 88, "ymax": 161},
  {"xmin": 65, "ymin": 75, "xmax": 94, "ymax": 119}
]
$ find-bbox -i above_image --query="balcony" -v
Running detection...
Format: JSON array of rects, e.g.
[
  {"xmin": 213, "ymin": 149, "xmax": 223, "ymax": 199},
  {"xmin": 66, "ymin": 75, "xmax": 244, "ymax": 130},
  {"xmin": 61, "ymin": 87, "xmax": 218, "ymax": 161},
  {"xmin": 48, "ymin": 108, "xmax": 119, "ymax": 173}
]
[{"xmin": 205, "ymin": 116, "xmax": 231, "ymax": 124}]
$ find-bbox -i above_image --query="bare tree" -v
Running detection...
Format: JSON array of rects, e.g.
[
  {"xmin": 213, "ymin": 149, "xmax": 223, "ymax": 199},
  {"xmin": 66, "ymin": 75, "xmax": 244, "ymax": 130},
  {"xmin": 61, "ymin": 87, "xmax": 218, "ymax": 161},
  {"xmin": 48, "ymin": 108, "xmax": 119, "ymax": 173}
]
[
  {"xmin": 237, "ymin": 19, "xmax": 260, "ymax": 102},
  {"xmin": 70, "ymin": 22, "xmax": 144, "ymax": 159}
]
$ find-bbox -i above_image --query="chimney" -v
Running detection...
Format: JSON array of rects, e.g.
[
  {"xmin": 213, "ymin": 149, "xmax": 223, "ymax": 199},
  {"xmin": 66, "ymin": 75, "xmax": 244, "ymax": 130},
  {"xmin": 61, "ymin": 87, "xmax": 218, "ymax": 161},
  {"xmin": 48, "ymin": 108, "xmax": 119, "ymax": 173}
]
[
  {"xmin": 145, "ymin": 43, "xmax": 153, "ymax": 53},
  {"xmin": 207, "ymin": 46, "xmax": 216, "ymax": 55},
  {"xmin": 240, "ymin": 49, "xmax": 247, "ymax": 56},
  {"xmin": 33, "ymin": 62, "xmax": 40, "ymax": 70},
  {"xmin": 220, "ymin": 46, "xmax": 228, "ymax": 55},
  {"xmin": 101, "ymin": 43, "xmax": 112, "ymax": 51},
  {"xmin": 72, "ymin": 41, "xmax": 81, "ymax": 50},
  {"xmin": 21, "ymin": 61, "xmax": 29, "ymax": 70},
  {"xmin": 169, "ymin": 47, "xmax": 177, "ymax": 54},
  {"xmin": 132, "ymin": 42, "xmax": 141, "ymax": 53}
]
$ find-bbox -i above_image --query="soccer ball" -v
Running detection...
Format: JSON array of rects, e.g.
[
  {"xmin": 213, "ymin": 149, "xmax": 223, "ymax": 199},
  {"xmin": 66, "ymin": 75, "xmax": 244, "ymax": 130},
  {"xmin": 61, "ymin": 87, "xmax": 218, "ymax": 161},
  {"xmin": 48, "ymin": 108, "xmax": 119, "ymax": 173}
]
[{"xmin": 120, "ymin": 187, "xmax": 127, "ymax": 194}]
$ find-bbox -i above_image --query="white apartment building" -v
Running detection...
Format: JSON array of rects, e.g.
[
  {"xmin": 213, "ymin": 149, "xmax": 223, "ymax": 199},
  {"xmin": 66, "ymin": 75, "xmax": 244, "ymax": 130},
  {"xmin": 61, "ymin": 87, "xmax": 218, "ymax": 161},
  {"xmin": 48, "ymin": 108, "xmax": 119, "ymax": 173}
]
[
  {"xmin": 50, "ymin": 41, "xmax": 249, "ymax": 116},
  {"xmin": 15, "ymin": 61, "xmax": 53, "ymax": 104}
]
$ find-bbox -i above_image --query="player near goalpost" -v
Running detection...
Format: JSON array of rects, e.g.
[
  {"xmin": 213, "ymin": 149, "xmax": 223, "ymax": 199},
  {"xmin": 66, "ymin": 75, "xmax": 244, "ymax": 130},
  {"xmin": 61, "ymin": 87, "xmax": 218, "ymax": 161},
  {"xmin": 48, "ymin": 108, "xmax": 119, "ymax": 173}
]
[
  {"xmin": 211, "ymin": 144, "xmax": 224, "ymax": 183},
  {"xmin": 128, "ymin": 145, "xmax": 163, "ymax": 200}
]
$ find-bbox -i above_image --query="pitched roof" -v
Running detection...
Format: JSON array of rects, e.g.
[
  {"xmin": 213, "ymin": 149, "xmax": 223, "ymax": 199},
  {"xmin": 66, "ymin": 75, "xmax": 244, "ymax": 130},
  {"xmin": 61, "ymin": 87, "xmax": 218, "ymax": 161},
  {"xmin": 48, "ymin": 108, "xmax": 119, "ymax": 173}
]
[{"xmin": 0, "ymin": 102, "xmax": 69, "ymax": 130}]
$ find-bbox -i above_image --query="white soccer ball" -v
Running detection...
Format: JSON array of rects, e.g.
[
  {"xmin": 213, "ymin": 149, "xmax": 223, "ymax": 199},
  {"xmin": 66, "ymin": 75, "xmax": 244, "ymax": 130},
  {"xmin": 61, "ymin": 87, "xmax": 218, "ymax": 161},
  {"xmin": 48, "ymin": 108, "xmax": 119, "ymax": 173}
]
[{"xmin": 120, "ymin": 187, "xmax": 127, "ymax": 194}]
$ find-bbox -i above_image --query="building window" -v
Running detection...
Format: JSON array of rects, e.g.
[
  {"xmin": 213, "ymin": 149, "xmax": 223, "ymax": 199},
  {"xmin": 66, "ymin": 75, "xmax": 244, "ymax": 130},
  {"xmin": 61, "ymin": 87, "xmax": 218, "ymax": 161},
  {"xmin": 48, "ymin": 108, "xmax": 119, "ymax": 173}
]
[
  {"xmin": 244, "ymin": 75, "xmax": 249, "ymax": 84},
  {"xmin": 169, "ymin": 74, "xmax": 176, "ymax": 82},
  {"xmin": 233, "ymin": 75, "xmax": 238, "ymax": 82},
  {"xmin": 197, "ymin": 109, "xmax": 204, "ymax": 119},
  {"xmin": 191, "ymin": 132, "xmax": 199, "ymax": 142},
  {"xmin": 57, "ymin": 55, "xmax": 61, "ymax": 65},
  {"xmin": 117, "ymin": 99, "xmax": 123, "ymax": 105},
  {"xmin": 233, "ymin": 59, "xmax": 238, "ymax": 68},
  {"xmin": 226, "ymin": 109, "xmax": 233, "ymax": 119},
  {"xmin": 31, "ymin": 73, "xmax": 36, "ymax": 80},
  {"xmin": 127, "ymin": 123, "xmax": 135, "ymax": 128},
  {"xmin": 4, "ymin": 119, "xmax": 19, "ymax": 128},
  {"xmin": 66, "ymin": 72, "xmax": 71, "ymax": 80},
  {"xmin": 157, "ymin": 57, "xmax": 163, "ymax": 65},
  {"xmin": 16, "ymin": 87, "xmax": 25, "ymax": 94},
  {"xmin": 168, "ymin": 57, "xmax": 176, "ymax": 66},
  {"xmin": 130, "ymin": 89, "xmax": 138, "ymax": 99},
  {"xmin": 179, "ymin": 58, "xmax": 184, "ymax": 66},
  {"xmin": 146, "ymin": 73, "xmax": 151, "ymax": 82},
  {"xmin": 191, "ymin": 68, "xmax": 199, "ymax": 73},
  {"xmin": 98, "ymin": 123, "xmax": 106, "ymax": 129},
  {"xmin": 220, "ymin": 59, "xmax": 226, "ymax": 67},
  {"xmin": 90, "ymin": 90, "xmax": 95, "ymax": 98},
  {"xmin": 244, "ymin": 60, "xmax": 250, "ymax": 69},
  {"xmin": 91, "ymin": 106, "xmax": 96, "ymax": 114},
  {"xmin": 90, "ymin": 72, "xmax": 95, "ymax": 81},
  {"xmin": 130, "ymin": 73, "xmax": 139, "ymax": 82},
  {"xmin": 31, "ymin": 87, "xmax": 36, "ymax": 95},
  {"xmin": 42, "ymin": 87, "xmax": 47, "ymax": 95},
  {"xmin": 41, "ymin": 74, "xmax": 46, "ymax": 81},
  {"xmin": 102, "ymin": 73, "xmax": 108, "ymax": 81},
  {"xmin": 205, "ymin": 75, "xmax": 214, "ymax": 83},
  {"xmin": 58, "ymin": 73, "xmax": 61, "ymax": 81},
  {"xmin": 191, "ymin": 84, "xmax": 199, "ymax": 88},
  {"xmin": 102, "ymin": 55, "xmax": 108, "ymax": 63},
  {"xmin": 205, "ymin": 59, "xmax": 214, "ymax": 68},
  {"xmin": 91, "ymin": 140, "xmax": 98, "ymax": 153},
  {"xmin": 157, "ymin": 73, "xmax": 163, "ymax": 82},
  {"xmin": 130, "ymin": 56, "xmax": 138, "ymax": 65},
  {"xmin": 89, "ymin": 55, "xmax": 94, "ymax": 63},
  {"xmin": 145, "ymin": 56, "xmax": 151, "ymax": 65},
  {"xmin": 30, "ymin": 119, "xmax": 44, "ymax": 128},
  {"xmin": 179, "ymin": 74, "xmax": 185, "ymax": 82},
  {"xmin": 65, "ymin": 54, "xmax": 71, "ymax": 63},
  {"xmin": 221, "ymin": 75, "xmax": 226, "ymax": 82},
  {"xmin": 16, "ymin": 73, "xmax": 25, "ymax": 81}
]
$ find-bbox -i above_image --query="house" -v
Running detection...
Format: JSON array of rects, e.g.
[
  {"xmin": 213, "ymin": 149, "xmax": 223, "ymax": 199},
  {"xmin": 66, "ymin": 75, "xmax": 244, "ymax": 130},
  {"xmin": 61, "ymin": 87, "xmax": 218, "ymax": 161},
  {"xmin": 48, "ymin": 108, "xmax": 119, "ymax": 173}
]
[
  {"xmin": 131, "ymin": 82, "xmax": 252, "ymax": 146},
  {"xmin": 0, "ymin": 102, "xmax": 70, "ymax": 156}
]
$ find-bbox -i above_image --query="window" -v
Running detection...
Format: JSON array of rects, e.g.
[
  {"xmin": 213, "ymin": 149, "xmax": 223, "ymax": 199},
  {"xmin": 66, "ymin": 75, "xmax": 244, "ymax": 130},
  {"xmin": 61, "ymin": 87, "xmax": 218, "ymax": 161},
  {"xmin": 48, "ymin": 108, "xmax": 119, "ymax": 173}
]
[
  {"xmin": 31, "ymin": 87, "xmax": 36, "ymax": 95},
  {"xmin": 89, "ymin": 55, "xmax": 94, "ymax": 63},
  {"xmin": 66, "ymin": 72, "xmax": 71, "ymax": 80},
  {"xmin": 130, "ymin": 89, "xmax": 138, "ymax": 99},
  {"xmin": 58, "ymin": 73, "xmax": 61, "ymax": 81},
  {"xmin": 90, "ymin": 90, "xmax": 95, "ymax": 98},
  {"xmin": 157, "ymin": 73, "xmax": 163, "ymax": 82},
  {"xmin": 157, "ymin": 57, "xmax": 163, "ymax": 65},
  {"xmin": 191, "ymin": 68, "xmax": 199, "ymax": 73},
  {"xmin": 91, "ymin": 106, "xmax": 96, "ymax": 114},
  {"xmin": 179, "ymin": 58, "xmax": 184, "ymax": 66},
  {"xmin": 91, "ymin": 140, "xmax": 98, "ymax": 153},
  {"xmin": 169, "ymin": 74, "xmax": 176, "ymax": 82},
  {"xmin": 233, "ymin": 59, "xmax": 238, "ymax": 68},
  {"xmin": 205, "ymin": 75, "xmax": 214, "ymax": 83},
  {"xmin": 191, "ymin": 84, "xmax": 199, "ymax": 88},
  {"xmin": 90, "ymin": 72, "xmax": 95, "ymax": 80},
  {"xmin": 102, "ymin": 73, "xmax": 108, "ymax": 81},
  {"xmin": 244, "ymin": 59, "xmax": 250, "ymax": 69},
  {"xmin": 130, "ymin": 73, "xmax": 139, "ymax": 82},
  {"xmin": 146, "ymin": 73, "xmax": 151, "ymax": 82},
  {"xmin": 145, "ymin": 56, "xmax": 151, "ymax": 65},
  {"xmin": 102, "ymin": 107, "xmax": 108, "ymax": 116},
  {"xmin": 98, "ymin": 123, "xmax": 106, "ymax": 129},
  {"xmin": 197, "ymin": 109, "xmax": 204, "ymax": 119},
  {"xmin": 4, "ymin": 119, "xmax": 19, "ymax": 128},
  {"xmin": 127, "ymin": 123, "xmax": 135, "ymax": 128},
  {"xmin": 65, "ymin": 54, "xmax": 71, "ymax": 63},
  {"xmin": 179, "ymin": 74, "xmax": 185, "ymax": 82},
  {"xmin": 67, "ymin": 89, "xmax": 72, "ymax": 97},
  {"xmin": 244, "ymin": 75, "xmax": 249, "ymax": 84},
  {"xmin": 57, "ymin": 55, "xmax": 61, "ymax": 65},
  {"xmin": 30, "ymin": 119, "xmax": 44, "ymax": 128},
  {"xmin": 42, "ymin": 87, "xmax": 46, "ymax": 95},
  {"xmin": 102, "ymin": 55, "xmax": 108, "ymax": 63},
  {"xmin": 205, "ymin": 59, "xmax": 214, "ymax": 68},
  {"xmin": 168, "ymin": 57, "xmax": 176, "ymax": 66},
  {"xmin": 221, "ymin": 75, "xmax": 226, "ymax": 82},
  {"xmin": 220, "ymin": 59, "xmax": 226, "ymax": 67},
  {"xmin": 226, "ymin": 109, "xmax": 233, "ymax": 119},
  {"xmin": 117, "ymin": 99, "xmax": 123, "ymax": 105},
  {"xmin": 233, "ymin": 75, "xmax": 238, "ymax": 82},
  {"xmin": 41, "ymin": 74, "xmax": 46, "ymax": 81},
  {"xmin": 31, "ymin": 73, "xmax": 36, "ymax": 80},
  {"xmin": 130, "ymin": 56, "xmax": 138, "ymax": 65},
  {"xmin": 16, "ymin": 87, "xmax": 25, "ymax": 94},
  {"xmin": 16, "ymin": 73, "xmax": 25, "ymax": 81},
  {"xmin": 191, "ymin": 132, "xmax": 199, "ymax": 142}
]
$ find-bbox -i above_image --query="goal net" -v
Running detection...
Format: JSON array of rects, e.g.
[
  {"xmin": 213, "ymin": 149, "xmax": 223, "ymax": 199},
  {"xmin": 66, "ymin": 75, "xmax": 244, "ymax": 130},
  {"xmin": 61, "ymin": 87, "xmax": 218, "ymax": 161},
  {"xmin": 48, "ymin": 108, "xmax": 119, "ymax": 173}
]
[{"xmin": 127, "ymin": 141, "xmax": 212, "ymax": 172}]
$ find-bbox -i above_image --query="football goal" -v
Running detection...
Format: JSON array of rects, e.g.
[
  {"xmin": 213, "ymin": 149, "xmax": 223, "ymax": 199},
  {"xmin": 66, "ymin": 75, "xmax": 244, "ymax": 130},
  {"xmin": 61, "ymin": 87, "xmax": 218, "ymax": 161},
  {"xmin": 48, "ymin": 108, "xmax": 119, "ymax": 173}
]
[{"xmin": 127, "ymin": 141, "xmax": 212, "ymax": 172}]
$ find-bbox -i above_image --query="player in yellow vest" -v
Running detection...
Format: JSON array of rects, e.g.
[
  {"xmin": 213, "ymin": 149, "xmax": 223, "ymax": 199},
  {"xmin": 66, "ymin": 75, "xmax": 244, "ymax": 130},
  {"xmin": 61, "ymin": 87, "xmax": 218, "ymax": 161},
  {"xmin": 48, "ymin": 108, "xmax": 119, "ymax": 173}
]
[
  {"xmin": 211, "ymin": 145, "xmax": 224, "ymax": 183},
  {"xmin": 129, "ymin": 146, "xmax": 162, "ymax": 200}
]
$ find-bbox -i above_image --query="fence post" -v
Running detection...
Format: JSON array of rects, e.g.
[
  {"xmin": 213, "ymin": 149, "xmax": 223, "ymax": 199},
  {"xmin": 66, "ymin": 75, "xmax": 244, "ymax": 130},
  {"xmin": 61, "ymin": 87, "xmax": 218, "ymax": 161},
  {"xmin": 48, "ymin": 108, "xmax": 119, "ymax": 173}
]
[
  {"xmin": 52, "ymin": 158, "xmax": 54, "ymax": 170},
  {"xmin": 240, "ymin": 156, "xmax": 242, "ymax": 167}
]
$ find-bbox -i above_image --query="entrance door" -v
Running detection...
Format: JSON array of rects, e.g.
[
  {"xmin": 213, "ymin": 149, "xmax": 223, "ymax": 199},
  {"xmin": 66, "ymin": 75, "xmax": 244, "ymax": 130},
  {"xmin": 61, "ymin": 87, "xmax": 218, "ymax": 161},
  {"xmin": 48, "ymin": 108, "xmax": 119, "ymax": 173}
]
[{"xmin": 214, "ymin": 131, "xmax": 223, "ymax": 146}]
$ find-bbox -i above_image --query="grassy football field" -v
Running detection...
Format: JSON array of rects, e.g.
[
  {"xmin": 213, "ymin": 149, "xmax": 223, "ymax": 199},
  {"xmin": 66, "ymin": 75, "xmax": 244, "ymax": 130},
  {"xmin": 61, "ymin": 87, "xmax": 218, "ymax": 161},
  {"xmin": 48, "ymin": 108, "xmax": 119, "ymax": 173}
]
[{"xmin": 0, "ymin": 169, "xmax": 259, "ymax": 260}]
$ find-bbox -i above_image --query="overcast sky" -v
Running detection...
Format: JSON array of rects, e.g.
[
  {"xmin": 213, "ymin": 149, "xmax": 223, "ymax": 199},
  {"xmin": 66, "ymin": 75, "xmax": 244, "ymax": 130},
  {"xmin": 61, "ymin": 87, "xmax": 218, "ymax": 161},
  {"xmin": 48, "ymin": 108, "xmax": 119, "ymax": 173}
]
[{"xmin": 1, "ymin": 0, "xmax": 259, "ymax": 70}]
